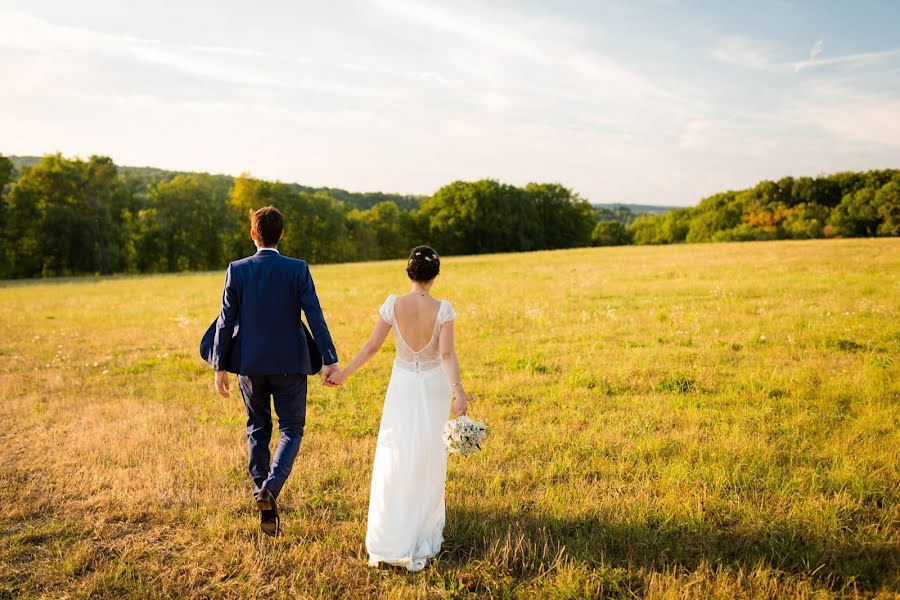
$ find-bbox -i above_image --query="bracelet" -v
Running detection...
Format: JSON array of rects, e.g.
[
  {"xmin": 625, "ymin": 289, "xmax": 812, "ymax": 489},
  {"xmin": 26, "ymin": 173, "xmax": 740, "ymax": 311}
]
[{"xmin": 451, "ymin": 381, "xmax": 463, "ymax": 388}]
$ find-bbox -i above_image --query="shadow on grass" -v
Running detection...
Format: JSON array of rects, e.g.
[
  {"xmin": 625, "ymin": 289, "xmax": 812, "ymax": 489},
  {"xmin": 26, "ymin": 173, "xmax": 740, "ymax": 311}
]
[{"xmin": 440, "ymin": 507, "xmax": 899, "ymax": 593}]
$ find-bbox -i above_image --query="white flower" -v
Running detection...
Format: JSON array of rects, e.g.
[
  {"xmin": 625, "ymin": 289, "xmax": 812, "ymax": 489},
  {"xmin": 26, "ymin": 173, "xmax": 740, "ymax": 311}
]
[{"xmin": 442, "ymin": 416, "xmax": 488, "ymax": 455}]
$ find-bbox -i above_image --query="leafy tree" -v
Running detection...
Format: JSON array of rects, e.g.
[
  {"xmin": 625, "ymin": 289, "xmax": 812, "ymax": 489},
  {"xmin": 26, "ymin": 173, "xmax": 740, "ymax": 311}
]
[
  {"xmin": 0, "ymin": 154, "xmax": 12, "ymax": 194},
  {"xmin": 348, "ymin": 201, "xmax": 410, "ymax": 259},
  {"xmin": 279, "ymin": 192, "xmax": 353, "ymax": 263},
  {"xmin": 592, "ymin": 220, "xmax": 631, "ymax": 246},
  {"xmin": 228, "ymin": 176, "xmax": 358, "ymax": 263},
  {"xmin": 875, "ymin": 179, "xmax": 900, "ymax": 237},
  {"xmin": 346, "ymin": 211, "xmax": 379, "ymax": 262},
  {"xmin": 4, "ymin": 154, "xmax": 130, "ymax": 276},
  {"xmin": 83, "ymin": 156, "xmax": 133, "ymax": 274},
  {"xmin": 403, "ymin": 207, "xmax": 433, "ymax": 249},
  {"xmin": 421, "ymin": 180, "xmax": 540, "ymax": 255},
  {"xmin": 0, "ymin": 154, "xmax": 15, "ymax": 276},
  {"xmin": 828, "ymin": 189, "xmax": 880, "ymax": 237},
  {"xmin": 124, "ymin": 208, "xmax": 168, "ymax": 272},
  {"xmin": 524, "ymin": 183, "xmax": 594, "ymax": 249},
  {"xmin": 657, "ymin": 209, "xmax": 692, "ymax": 244},
  {"xmin": 751, "ymin": 179, "xmax": 789, "ymax": 208},
  {"xmin": 226, "ymin": 174, "xmax": 293, "ymax": 259},
  {"xmin": 791, "ymin": 176, "xmax": 842, "ymax": 208},
  {"xmin": 151, "ymin": 174, "xmax": 232, "ymax": 271},
  {"xmin": 629, "ymin": 214, "xmax": 664, "ymax": 245},
  {"xmin": 829, "ymin": 172, "xmax": 865, "ymax": 200},
  {"xmin": 685, "ymin": 192, "xmax": 741, "ymax": 242},
  {"xmin": 781, "ymin": 203, "xmax": 829, "ymax": 239}
]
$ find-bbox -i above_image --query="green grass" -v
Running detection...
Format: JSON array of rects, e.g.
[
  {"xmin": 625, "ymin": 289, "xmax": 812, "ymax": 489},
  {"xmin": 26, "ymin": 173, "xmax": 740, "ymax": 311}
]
[{"xmin": 1, "ymin": 238, "xmax": 898, "ymax": 599}]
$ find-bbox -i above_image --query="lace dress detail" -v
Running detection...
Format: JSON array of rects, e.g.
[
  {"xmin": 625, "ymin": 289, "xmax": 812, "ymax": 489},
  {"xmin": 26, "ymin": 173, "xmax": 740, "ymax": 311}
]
[
  {"xmin": 379, "ymin": 294, "xmax": 457, "ymax": 373},
  {"xmin": 366, "ymin": 294, "xmax": 457, "ymax": 572}
]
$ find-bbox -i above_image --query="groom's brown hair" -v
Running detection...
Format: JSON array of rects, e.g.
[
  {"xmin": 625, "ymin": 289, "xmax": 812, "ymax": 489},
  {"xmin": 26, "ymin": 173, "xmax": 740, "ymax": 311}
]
[{"xmin": 250, "ymin": 206, "xmax": 284, "ymax": 247}]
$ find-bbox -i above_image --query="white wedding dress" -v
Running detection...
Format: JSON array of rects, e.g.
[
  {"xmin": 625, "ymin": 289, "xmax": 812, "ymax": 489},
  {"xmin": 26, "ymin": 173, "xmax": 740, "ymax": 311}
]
[{"xmin": 366, "ymin": 294, "xmax": 457, "ymax": 572}]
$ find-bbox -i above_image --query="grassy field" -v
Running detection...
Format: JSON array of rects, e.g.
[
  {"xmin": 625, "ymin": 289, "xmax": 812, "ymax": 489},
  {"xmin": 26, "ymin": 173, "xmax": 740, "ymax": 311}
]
[{"xmin": 1, "ymin": 238, "xmax": 898, "ymax": 599}]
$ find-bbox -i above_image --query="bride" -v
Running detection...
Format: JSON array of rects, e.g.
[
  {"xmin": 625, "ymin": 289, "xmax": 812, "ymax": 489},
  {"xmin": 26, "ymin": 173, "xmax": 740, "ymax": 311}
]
[{"xmin": 329, "ymin": 245, "xmax": 468, "ymax": 571}]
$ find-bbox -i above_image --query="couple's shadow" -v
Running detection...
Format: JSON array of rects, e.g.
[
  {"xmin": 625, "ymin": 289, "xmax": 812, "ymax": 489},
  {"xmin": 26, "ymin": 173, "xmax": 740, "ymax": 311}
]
[{"xmin": 436, "ymin": 507, "xmax": 897, "ymax": 592}]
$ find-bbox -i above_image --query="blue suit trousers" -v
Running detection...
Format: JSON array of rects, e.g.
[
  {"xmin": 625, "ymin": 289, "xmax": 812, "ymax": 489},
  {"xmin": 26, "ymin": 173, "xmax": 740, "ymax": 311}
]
[{"xmin": 238, "ymin": 373, "xmax": 307, "ymax": 498}]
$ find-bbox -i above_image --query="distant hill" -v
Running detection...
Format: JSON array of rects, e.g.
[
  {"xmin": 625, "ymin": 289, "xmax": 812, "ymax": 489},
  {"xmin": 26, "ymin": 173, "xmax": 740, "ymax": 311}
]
[
  {"xmin": 8, "ymin": 156, "xmax": 40, "ymax": 171},
  {"xmin": 8, "ymin": 155, "xmax": 424, "ymax": 212},
  {"xmin": 591, "ymin": 203, "xmax": 679, "ymax": 225},
  {"xmin": 594, "ymin": 203, "xmax": 681, "ymax": 215}
]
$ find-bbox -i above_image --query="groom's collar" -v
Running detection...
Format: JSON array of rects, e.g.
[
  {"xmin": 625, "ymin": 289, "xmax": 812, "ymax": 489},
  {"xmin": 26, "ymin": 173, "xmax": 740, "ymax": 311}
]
[{"xmin": 256, "ymin": 247, "xmax": 280, "ymax": 255}]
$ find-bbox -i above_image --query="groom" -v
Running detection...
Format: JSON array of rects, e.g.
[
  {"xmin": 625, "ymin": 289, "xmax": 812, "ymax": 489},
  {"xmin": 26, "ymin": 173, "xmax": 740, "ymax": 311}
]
[{"xmin": 211, "ymin": 205, "xmax": 340, "ymax": 536}]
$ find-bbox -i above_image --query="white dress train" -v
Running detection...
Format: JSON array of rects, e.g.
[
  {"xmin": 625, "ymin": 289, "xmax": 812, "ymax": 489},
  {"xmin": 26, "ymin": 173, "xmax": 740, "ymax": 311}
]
[{"xmin": 365, "ymin": 294, "xmax": 456, "ymax": 572}]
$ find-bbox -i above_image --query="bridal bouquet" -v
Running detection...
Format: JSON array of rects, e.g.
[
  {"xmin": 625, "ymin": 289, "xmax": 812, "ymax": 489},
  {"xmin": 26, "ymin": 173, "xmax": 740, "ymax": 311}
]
[{"xmin": 442, "ymin": 415, "xmax": 487, "ymax": 455}]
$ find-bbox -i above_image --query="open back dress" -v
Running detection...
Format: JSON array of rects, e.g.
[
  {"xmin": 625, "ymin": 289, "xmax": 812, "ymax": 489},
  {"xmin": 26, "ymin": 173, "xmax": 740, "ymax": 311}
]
[{"xmin": 365, "ymin": 294, "xmax": 457, "ymax": 571}]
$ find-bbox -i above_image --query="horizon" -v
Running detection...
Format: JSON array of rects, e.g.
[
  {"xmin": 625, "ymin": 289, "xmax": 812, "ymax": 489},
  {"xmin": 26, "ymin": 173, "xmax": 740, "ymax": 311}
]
[{"xmin": 2, "ymin": 2, "xmax": 899, "ymax": 207}]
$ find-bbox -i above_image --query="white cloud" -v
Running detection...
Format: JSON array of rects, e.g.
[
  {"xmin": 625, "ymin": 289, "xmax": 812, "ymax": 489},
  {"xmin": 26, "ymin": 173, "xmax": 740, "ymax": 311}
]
[
  {"xmin": 709, "ymin": 36, "xmax": 776, "ymax": 70},
  {"xmin": 809, "ymin": 39, "xmax": 824, "ymax": 61},
  {"xmin": 370, "ymin": 0, "xmax": 672, "ymax": 102},
  {"xmin": 781, "ymin": 83, "xmax": 900, "ymax": 148},
  {"xmin": 794, "ymin": 46, "xmax": 900, "ymax": 71}
]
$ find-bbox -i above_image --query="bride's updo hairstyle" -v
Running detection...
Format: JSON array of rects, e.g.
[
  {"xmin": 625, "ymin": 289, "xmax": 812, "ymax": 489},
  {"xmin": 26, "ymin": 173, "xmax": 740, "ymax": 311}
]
[{"xmin": 406, "ymin": 245, "xmax": 440, "ymax": 282}]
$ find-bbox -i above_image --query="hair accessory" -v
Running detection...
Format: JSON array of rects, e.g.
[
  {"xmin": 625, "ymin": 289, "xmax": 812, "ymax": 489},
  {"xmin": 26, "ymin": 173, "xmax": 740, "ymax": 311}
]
[
  {"xmin": 415, "ymin": 252, "xmax": 422, "ymax": 256},
  {"xmin": 425, "ymin": 256, "xmax": 432, "ymax": 261}
]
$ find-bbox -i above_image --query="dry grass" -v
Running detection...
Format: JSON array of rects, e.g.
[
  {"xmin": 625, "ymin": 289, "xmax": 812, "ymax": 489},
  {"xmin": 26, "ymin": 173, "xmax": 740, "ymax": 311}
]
[{"xmin": 1, "ymin": 238, "xmax": 898, "ymax": 599}]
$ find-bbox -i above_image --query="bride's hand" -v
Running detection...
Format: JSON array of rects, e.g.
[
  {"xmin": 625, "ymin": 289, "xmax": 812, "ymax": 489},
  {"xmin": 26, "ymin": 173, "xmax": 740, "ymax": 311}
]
[
  {"xmin": 451, "ymin": 392, "xmax": 468, "ymax": 418},
  {"xmin": 329, "ymin": 369, "xmax": 348, "ymax": 386}
]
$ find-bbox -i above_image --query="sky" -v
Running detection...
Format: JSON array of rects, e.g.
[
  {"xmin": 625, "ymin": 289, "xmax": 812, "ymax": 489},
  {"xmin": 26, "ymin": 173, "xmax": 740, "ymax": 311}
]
[{"xmin": 1, "ymin": 1, "xmax": 899, "ymax": 206}]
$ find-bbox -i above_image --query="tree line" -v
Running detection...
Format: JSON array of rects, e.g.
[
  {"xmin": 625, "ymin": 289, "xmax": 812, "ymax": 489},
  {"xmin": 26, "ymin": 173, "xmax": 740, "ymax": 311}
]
[
  {"xmin": 1, "ymin": 153, "xmax": 896, "ymax": 279},
  {"xmin": 0, "ymin": 153, "xmax": 596, "ymax": 278},
  {"xmin": 595, "ymin": 170, "xmax": 899, "ymax": 246}
]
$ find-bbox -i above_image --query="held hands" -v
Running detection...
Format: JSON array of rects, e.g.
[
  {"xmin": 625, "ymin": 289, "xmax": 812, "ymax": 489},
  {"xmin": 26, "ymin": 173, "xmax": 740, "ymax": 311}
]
[
  {"xmin": 321, "ymin": 363, "xmax": 343, "ymax": 387},
  {"xmin": 327, "ymin": 368, "xmax": 349, "ymax": 386}
]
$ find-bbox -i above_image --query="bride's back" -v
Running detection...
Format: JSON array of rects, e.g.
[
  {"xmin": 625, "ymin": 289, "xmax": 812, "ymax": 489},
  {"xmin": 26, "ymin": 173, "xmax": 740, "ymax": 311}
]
[{"xmin": 393, "ymin": 294, "xmax": 442, "ymax": 351}]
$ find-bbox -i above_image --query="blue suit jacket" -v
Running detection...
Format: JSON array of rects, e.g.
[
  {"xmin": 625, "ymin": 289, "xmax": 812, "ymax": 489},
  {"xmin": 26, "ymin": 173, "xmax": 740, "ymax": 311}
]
[{"xmin": 211, "ymin": 249, "xmax": 338, "ymax": 376}]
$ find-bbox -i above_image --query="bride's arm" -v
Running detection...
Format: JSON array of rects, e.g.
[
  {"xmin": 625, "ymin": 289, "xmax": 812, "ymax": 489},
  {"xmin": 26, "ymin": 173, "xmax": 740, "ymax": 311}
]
[
  {"xmin": 439, "ymin": 321, "xmax": 468, "ymax": 416},
  {"xmin": 329, "ymin": 318, "xmax": 391, "ymax": 385}
]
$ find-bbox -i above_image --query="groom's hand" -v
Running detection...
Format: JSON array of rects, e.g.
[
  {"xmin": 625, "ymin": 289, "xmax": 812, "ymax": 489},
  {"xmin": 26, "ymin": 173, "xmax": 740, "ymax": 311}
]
[
  {"xmin": 215, "ymin": 370, "xmax": 231, "ymax": 398},
  {"xmin": 321, "ymin": 363, "xmax": 340, "ymax": 387}
]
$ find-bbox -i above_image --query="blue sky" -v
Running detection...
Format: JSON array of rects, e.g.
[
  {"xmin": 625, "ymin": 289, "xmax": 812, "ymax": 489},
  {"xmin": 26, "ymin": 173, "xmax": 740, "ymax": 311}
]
[{"xmin": 1, "ymin": 1, "xmax": 898, "ymax": 205}]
